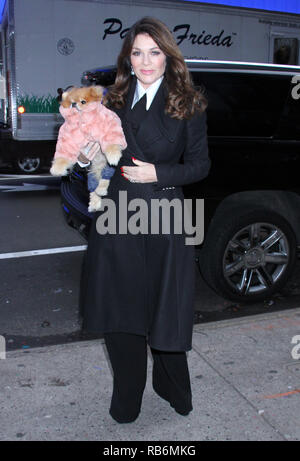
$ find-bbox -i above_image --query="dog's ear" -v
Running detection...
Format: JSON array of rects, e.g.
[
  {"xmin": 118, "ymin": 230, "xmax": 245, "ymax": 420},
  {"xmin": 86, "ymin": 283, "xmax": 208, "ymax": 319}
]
[
  {"xmin": 61, "ymin": 91, "xmax": 72, "ymax": 108},
  {"xmin": 90, "ymin": 85, "xmax": 103, "ymax": 100}
]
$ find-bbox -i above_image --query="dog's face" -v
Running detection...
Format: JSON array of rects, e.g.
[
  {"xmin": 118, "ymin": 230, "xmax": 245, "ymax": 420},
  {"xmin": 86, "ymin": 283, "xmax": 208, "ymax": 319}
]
[{"xmin": 61, "ymin": 86, "xmax": 103, "ymax": 110}]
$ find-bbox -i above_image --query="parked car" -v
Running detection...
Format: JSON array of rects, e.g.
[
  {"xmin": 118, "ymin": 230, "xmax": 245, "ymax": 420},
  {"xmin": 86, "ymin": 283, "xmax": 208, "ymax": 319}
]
[{"xmin": 63, "ymin": 59, "xmax": 300, "ymax": 303}]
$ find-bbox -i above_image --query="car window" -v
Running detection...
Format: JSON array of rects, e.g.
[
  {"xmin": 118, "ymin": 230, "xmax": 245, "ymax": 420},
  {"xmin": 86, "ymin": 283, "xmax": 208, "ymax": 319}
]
[
  {"xmin": 82, "ymin": 69, "xmax": 116, "ymax": 87},
  {"xmin": 191, "ymin": 71, "xmax": 291, "ymax": 137},
  {"xmin": 277, "ymin": 80, "xmax": 300, "ymax": 140}
]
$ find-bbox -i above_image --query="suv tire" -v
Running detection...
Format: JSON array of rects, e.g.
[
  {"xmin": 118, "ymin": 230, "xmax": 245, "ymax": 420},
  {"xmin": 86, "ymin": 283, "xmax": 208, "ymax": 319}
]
[
  {"xmin": 13, "ymin": 156, "xmax": 42, "ymax": 174},
  {"xmin": 199, "ymin": 207, "xmax": 297, "ymax": 302}
]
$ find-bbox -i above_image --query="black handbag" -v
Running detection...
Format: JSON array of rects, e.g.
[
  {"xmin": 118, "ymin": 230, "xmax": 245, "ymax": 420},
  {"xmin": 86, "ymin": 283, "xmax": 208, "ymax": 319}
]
[{"xmin": 60, "ymin": 164, "xmax": 93, "ymax": 240}]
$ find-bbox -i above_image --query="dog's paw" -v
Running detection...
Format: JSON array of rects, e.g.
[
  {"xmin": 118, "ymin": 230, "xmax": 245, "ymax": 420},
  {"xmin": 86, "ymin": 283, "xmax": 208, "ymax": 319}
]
[
  {"xmin": 88, "ymin": 192, "xmax": 102, "ymax": 212},
  {"xmin": 105, "ymin": 145, "xmax": 122, "ymax": 166},
  {"xmin": 50, "ymin": 164, "xmax": 67, "ymax": 176},
  {"xmin": 50, "ymin": 158, "xmax": 70, "ymax": 176},
  {"xmin": 96, "ymin": 187, "xmax": 108, "ymax": 196},
  {"xmin": 107, "ymin": 153, "xmax": 122, "ymax": 166},
  {"xmin": 95, "ymin": 179, "xmax": 110, "ymax": 197}
]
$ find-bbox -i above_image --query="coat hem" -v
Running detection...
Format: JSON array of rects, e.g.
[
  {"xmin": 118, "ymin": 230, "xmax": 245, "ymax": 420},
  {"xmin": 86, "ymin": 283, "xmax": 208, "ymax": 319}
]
[{"xmin": 81, "ymin": 325, "xmax": 192, "ymax": 352}]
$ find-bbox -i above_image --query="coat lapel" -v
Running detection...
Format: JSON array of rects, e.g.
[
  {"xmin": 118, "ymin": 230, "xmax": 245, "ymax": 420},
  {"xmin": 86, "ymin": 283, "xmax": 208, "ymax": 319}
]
[
  {"xmin": 115, "ymin": 77, "xmax": 182, "ymax": 159},
  {"xmin": 118, "ymin": 77, "xmax": 147, "ymax": 160},
  {"xmin": 136, "ymin": 80, "xmax": 182, "ymax": 147}
]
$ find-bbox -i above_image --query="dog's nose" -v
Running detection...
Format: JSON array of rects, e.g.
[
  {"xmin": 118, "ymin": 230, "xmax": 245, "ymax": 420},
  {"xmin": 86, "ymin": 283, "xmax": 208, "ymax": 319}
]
[{"xmin": 71, "ymin": 102, "xmax": 77, "ymax": 108}]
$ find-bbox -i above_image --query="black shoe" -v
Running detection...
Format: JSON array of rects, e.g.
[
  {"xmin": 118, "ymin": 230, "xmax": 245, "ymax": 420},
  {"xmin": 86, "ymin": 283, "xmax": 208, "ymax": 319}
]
[
  {"xmin": 109, "ymin": 409, "xmax": 140, "ymax": 424},
  {"xmin": 171, "ymin": 404, "xmax": 192, "ymax": 416},
  {"xmin": 153, "ymin": 386, "xmax": 192, "ymax": 416}
]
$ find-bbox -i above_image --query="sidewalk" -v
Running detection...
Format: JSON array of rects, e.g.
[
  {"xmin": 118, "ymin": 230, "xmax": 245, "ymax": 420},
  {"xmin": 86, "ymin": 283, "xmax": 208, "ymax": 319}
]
[{"xmin": 1, "ymin": 307, "xmax": 300, "ymax": 441}]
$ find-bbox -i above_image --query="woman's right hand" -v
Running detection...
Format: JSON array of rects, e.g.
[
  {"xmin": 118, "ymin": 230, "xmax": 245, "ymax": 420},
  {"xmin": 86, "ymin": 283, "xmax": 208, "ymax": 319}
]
[{"xmin": 78, "ymin": 142, "xmax": 101, "ymax": 164}]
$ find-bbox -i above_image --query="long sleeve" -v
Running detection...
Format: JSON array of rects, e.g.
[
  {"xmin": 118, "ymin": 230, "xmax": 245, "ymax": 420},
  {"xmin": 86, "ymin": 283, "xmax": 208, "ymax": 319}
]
[
  {"xmin": 154, "ymin": 111, "xmax": 210, "ymax": 188},
  {"xmin": 99, "ymin": 106, "xmax": 127, "ymax": 153}
]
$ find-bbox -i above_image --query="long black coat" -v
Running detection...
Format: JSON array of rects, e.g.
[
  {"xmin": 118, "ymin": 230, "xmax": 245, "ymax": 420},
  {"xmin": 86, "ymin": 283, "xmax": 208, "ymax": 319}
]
[{"xmin": 80, "ymin": 77, "xmax": 210, "ymax": 351}]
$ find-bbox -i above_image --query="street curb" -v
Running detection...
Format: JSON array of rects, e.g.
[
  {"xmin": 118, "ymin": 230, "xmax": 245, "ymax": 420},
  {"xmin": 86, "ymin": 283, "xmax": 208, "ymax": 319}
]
[
  {"xmin": 5, "ymin": 307, "xmax": 300, "ymax": 357},
  {"xmin": 193, "ymin": 306, "xmax": 300, "ymax": 331},
  {"xmin": 5, "ymin": 338, "xmax": 105, "ymax": 358}
]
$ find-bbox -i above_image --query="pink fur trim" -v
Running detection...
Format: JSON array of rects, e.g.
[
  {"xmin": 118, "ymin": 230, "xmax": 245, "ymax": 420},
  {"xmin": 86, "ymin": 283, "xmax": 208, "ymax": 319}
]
[{"xmin": 53, "ymin": 102, "xmax": 127, "ymax": 163}]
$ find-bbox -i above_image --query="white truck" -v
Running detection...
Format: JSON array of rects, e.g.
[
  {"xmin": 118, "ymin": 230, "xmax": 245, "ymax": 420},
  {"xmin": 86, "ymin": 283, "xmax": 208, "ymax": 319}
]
[{"xmin": 1, "ymin": 0, "xmax": 300, "ymax": 172}]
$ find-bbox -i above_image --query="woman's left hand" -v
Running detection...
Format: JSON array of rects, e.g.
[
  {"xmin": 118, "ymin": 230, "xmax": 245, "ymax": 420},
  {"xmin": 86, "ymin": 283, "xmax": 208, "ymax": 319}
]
[{"xmin": 121, "ymin": 158, "xmax": 157, "ymax": 183}]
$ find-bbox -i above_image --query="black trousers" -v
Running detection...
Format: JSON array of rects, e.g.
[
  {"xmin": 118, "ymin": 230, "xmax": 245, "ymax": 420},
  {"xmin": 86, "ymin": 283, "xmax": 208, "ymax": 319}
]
[{"xmin": 104, "ymin": 332, "xmax": 193, "ymax": 423}]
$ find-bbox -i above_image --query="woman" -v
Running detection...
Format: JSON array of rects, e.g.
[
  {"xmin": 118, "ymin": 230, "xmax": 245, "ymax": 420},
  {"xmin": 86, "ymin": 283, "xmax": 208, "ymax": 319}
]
[{"xmin": 78, "ymin": 17, "xmax": 210, "ymax": 423}]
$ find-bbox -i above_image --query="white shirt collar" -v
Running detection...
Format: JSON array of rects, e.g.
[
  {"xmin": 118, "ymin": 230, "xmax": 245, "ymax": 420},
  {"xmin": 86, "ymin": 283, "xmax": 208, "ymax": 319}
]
[{"xmin": 131, "ymin": 76, "xmax": 164, "ymax": 110}]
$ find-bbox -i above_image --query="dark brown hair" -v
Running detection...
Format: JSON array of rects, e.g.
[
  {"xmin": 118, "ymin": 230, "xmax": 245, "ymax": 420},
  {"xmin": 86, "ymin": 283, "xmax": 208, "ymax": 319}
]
[{"xmin": 105, "ymin": 17, "xmax": 207, "ymax": 119}]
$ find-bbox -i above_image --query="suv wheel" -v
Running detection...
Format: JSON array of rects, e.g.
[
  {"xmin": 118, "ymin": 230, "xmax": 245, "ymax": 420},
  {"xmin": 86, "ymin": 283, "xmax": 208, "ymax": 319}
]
[
  {"xmin": 200, "ymin": 208, "xmax": 297, "ymax": 302},
  {"xmin": 14, "ymin": 156, "xmax": 41, "ymax": 174}
]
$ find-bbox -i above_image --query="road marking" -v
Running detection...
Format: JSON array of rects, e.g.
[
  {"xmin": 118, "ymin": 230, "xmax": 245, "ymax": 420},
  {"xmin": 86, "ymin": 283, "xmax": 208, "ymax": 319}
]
[
  {"xmin": 0, "ymin": 245, "xmax": 87, "ymax": 259},
  {"xmin": 263, "ymin": 389, "xmax": 300, "ymax": 399},
  {"xmin": 0, "ymin": 175, "xmax": 61, "ymax": 192},
  {"xmin": 0, "ymin": 184, "xmax": 56, "ymax": 192},
  {"xmin": 0, "ymin": 174, "xmax": 49, "ymax": 179}
]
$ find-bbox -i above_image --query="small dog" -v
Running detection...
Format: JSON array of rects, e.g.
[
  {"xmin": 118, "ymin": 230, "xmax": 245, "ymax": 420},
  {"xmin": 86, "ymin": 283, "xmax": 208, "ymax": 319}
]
[{"xmin": 50, "ymin": 86, "xmax": 127, "ymax": 211}]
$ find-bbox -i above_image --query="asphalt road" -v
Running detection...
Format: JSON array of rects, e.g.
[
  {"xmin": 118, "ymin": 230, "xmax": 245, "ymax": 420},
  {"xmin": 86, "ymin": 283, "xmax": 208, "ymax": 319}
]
[{"xmin": 1, "ymin": 172, "xmax": 300, "ymax": 352}]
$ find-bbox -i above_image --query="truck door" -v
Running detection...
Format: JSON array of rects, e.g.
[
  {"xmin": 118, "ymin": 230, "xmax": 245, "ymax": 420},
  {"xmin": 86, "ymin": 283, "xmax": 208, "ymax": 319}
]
[
  {"xmin": 0, "ymin": 21, "xmax": 10, "ymax": 126},
  {"xmin": 0, "ymin": 34, "xmax": 6, "ymax": 125}
]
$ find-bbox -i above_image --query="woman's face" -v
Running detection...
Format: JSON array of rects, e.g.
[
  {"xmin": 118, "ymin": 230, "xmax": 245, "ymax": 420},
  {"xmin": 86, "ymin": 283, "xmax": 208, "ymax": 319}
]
[{"xmin": 130, "ymin": 33, "xmax": 167, "ymax": 89}]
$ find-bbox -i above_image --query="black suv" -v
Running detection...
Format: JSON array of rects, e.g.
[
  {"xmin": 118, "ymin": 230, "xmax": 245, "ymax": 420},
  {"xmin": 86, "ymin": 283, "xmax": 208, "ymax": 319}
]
[{"xmin": 73, "ymin": 60, "xmax": 300, "ymax": 303}]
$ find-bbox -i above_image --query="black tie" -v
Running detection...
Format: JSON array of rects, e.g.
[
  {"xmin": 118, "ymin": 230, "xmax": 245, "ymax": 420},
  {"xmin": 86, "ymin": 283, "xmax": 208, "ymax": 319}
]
[
  {"xmin": 130, "ymin": 93, "xmax": 147, "ymax": 134},
  {"xmin": 132, "ymin": 93, "xmax": 147, "ymax": 113}
]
